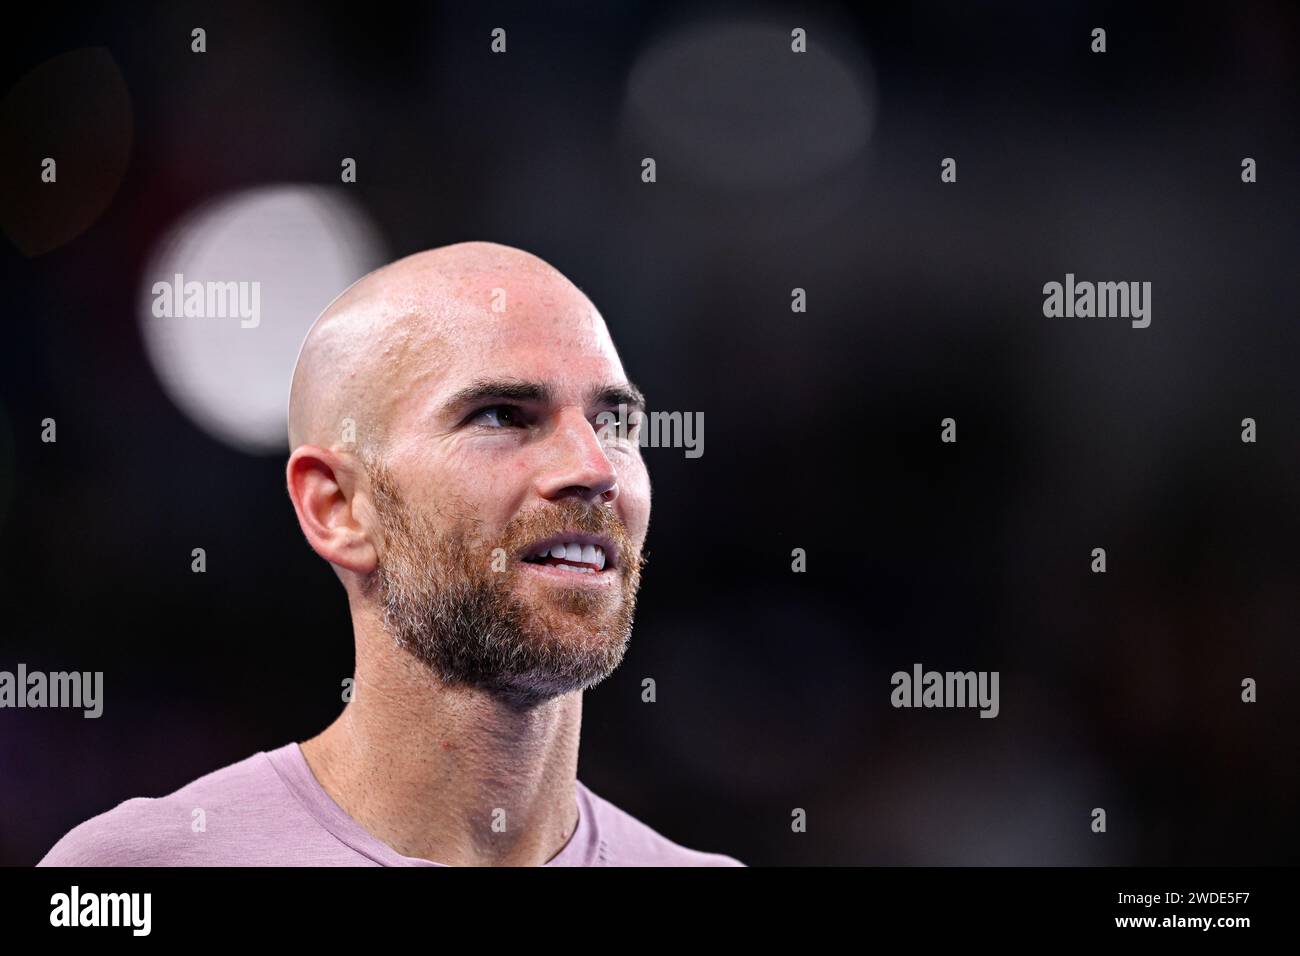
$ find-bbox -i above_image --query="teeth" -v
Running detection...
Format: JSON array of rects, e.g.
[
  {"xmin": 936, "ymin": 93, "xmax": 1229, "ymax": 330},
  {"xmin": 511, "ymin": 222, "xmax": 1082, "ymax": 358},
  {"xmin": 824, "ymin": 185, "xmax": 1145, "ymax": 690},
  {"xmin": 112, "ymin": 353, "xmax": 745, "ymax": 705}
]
[{"xmin": 530, "ymin": 541, "xmax": 608, "ymax": 570}]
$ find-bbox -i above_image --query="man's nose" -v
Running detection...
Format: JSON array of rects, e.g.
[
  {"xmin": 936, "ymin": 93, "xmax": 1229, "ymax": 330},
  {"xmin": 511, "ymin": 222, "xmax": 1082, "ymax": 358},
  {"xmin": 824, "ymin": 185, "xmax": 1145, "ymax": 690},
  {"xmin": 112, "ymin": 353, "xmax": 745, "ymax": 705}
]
[{"xmin": 535, "ymin": 407, "xmax": 619, "ymax": 504}]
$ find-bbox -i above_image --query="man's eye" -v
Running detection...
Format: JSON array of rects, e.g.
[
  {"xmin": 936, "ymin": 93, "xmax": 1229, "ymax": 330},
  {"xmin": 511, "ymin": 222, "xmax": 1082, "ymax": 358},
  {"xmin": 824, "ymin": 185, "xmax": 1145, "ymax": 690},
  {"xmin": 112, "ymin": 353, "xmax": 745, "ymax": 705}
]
[{"xmin": 470, "ymin": 405, "xmax": 526, "ymax": 429}]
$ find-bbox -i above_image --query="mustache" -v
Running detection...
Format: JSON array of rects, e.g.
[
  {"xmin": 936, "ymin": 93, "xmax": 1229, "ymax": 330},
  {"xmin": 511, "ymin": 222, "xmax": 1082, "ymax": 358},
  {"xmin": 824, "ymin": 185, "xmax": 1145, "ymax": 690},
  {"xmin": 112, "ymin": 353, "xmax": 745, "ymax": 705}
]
[{"xmin": 500, "ymin": 499, "xmax": 640, "ymax": 572}]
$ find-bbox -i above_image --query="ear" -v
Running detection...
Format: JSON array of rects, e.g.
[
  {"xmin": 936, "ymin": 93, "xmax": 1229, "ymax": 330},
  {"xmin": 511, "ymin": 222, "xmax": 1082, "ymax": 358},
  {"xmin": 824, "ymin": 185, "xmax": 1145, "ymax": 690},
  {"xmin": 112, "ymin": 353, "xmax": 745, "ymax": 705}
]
[{"xmin": 286, "ymin": 446, "xmax": 379, "ymax": 575}]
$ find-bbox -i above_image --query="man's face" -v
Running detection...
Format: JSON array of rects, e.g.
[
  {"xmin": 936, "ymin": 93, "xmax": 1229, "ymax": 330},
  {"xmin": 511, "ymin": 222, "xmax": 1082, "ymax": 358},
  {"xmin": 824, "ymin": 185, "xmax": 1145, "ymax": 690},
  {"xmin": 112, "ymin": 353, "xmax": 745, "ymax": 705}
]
[{"xmin": 363, "ymin": 270, "xmax": 651, "ymax": 706}]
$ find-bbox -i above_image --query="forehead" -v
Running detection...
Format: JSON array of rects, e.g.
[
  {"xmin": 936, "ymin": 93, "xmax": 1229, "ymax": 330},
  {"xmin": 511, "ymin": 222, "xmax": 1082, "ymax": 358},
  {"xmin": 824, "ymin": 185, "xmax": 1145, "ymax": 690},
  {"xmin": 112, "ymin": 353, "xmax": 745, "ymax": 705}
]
[
  {"xmin": 385, "ymin": 268, "xmax": 627, "ymax": 422},
  {"xmin": 446, "ymin": 271, "xmax": 624, "ymax": 383}
]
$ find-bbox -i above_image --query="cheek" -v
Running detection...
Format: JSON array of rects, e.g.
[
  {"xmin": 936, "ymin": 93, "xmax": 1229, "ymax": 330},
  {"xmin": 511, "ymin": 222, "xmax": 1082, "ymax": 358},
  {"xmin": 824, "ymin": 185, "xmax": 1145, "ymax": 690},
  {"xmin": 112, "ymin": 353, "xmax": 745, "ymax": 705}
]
[
  {"xmin": 433, "ymin": 443, "xmax": 532, "ymax": 511},
  {"xmin": 467, "ymin": 472, "xmax": 526, "ymax": 527},
  {"xmin": 471, "ymin": 458, "xmax": 547, "ymax": 539},
  {"xmin": 618, "ymin": 464, "xmax": 652, "ymax": 541},
  {"xmin": 399, "ymin": 464, "xmax": 496, "ymax": 533}
]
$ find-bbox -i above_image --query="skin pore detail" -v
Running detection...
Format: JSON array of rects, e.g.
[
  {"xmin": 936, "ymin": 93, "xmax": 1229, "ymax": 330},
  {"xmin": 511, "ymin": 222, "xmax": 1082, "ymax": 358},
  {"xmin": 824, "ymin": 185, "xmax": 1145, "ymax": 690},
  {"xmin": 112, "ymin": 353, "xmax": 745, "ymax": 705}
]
[{"xmin": 284, "ymin": 241, "xmax": 652, "ymax": 866}]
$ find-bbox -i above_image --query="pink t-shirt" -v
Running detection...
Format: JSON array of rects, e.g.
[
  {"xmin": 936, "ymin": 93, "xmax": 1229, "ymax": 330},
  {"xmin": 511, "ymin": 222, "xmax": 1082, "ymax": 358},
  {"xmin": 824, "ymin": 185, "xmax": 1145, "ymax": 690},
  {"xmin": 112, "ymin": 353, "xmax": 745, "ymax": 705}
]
[{"xmin": 37, "ymin": 742, "xmax": 744, "ymax": 867}]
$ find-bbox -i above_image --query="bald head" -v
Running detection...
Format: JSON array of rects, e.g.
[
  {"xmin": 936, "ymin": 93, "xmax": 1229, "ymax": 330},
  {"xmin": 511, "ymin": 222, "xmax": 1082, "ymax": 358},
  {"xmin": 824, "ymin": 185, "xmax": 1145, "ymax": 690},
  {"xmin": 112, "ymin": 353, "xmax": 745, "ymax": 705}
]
[
  {"xmin": 283, "ymin": 240, "xmax": 652, "ymax": 702},
  {"xmin": 287, "ymin": 241, "xmax": 607, "ymax": 458}
]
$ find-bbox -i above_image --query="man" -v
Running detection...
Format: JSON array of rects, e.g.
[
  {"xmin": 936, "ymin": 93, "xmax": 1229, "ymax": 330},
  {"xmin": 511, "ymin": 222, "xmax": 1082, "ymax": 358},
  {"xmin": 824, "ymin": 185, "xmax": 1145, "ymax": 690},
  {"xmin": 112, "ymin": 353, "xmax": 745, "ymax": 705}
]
[{"xmin": 40, "ymin": 241, "xmax": 743, "ymax": 867}]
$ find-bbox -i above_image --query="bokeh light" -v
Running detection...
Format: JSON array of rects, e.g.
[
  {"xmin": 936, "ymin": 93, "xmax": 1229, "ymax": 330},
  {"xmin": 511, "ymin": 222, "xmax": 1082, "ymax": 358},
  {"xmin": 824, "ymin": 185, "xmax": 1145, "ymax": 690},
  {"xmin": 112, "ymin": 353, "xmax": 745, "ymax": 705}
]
[{"xmin": 138, "ymin": 185, "xmax": 386, "ymax": 455}]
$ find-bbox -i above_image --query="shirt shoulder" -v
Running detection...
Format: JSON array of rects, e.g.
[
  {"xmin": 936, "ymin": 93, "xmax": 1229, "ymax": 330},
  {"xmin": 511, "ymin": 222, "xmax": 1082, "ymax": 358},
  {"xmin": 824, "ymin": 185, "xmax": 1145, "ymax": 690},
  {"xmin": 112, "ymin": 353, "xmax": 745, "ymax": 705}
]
[
  {"xmin": 37, "ymin": 745, "xmax": 347, "ymax": 866},
  {"xmin": 578, "ymin": 781, "xmax": 745, "ymax": 867}
]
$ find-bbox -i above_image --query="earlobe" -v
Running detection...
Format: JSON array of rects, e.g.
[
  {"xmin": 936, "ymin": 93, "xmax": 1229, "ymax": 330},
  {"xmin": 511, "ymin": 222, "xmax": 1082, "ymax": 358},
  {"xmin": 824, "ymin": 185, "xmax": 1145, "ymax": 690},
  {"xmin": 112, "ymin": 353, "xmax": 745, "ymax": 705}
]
[{"xmin": 286, "ymin": 447, "xmax": 379, "ymax": 575}]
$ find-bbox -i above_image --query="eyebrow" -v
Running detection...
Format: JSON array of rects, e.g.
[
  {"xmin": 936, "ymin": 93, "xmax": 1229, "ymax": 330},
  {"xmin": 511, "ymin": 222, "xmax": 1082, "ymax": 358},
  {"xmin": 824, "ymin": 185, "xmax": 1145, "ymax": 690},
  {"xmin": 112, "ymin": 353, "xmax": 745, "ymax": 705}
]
[
  {"xmin": 591, "ymin": 382, "xmax": 646, "ymax": 414},
  {"xmin": 442, "ymin": 378, "xmax": 647, "ymax": 419}
]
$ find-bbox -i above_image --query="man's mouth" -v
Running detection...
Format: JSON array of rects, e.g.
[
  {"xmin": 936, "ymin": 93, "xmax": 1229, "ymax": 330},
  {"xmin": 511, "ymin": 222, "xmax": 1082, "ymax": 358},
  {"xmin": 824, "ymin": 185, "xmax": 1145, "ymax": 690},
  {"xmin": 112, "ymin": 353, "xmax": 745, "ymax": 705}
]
[{"xmin": 519, "ymin": 533, "xmax": 618, "ymax": 575}]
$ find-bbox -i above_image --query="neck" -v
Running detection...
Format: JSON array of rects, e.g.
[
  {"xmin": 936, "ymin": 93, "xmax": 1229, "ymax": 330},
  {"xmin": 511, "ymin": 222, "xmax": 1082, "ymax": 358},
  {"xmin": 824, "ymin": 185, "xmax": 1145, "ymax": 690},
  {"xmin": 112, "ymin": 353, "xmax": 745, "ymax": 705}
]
[{"xmin": 300, "ymin": 605, "xmax": 583, "ymax": 866}]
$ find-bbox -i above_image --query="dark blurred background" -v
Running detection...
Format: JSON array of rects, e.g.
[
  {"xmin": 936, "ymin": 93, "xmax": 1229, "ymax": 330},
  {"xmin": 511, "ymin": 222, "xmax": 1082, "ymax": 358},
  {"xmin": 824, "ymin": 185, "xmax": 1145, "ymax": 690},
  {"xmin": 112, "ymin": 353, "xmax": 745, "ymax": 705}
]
[{"xmin": 2, "ymin": 1, "xmax": 1297, "ymax": 866}]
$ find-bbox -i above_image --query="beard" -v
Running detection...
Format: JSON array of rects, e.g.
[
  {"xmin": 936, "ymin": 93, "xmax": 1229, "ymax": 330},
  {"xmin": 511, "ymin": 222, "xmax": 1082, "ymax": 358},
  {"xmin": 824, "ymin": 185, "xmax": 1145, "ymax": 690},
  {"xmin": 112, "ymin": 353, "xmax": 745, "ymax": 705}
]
[{"xmin": 363, "ymin": 459, "xmax": 644, "ymax": 708}]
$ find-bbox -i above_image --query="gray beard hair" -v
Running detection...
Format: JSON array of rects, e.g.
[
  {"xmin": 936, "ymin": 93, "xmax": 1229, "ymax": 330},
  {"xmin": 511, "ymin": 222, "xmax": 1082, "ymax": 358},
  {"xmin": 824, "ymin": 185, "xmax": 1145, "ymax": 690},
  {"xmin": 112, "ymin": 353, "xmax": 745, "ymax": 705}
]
[{"xmin": 366, "ymin": 468, "xmax": 642, "ymax": 710}]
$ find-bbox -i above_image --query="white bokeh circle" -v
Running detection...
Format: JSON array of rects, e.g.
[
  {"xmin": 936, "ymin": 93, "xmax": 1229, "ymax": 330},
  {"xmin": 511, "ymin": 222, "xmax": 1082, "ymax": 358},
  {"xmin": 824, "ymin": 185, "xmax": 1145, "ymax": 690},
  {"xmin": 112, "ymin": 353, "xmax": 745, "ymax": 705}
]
[{"xmin": 139, "ymin": 185, "xmax": 385, "ymax": 454}]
